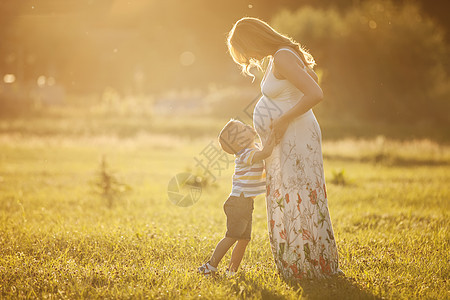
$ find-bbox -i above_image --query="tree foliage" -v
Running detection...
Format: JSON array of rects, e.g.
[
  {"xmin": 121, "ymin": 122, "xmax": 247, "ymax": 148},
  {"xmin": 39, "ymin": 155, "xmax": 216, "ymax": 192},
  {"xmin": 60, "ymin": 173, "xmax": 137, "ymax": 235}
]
[{"xmin": 272, "ymin": 0, "xmax": 449, "ymax": 124}]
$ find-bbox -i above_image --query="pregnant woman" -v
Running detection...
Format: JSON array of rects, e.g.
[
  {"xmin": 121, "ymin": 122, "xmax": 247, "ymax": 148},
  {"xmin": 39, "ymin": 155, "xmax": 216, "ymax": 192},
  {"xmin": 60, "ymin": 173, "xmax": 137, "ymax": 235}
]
[{"xmin": 227, "ymin": 17, "xmax": 342, "ymax": 280}]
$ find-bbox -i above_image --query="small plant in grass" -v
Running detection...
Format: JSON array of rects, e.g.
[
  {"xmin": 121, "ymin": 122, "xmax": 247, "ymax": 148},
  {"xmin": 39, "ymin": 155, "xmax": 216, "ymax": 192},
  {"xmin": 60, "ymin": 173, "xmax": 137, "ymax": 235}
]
[
  {"xmin": 185, "ymin": 166, "xmax": 218, "ymax": 188},
  {"xmin": 91, "ymin": 155, "xmax": 131, "ymax": 208},
  {"xmin": 331, "ymin": 168, "xmax": 348, "ymax": 185},
  {"xmin": 373, "ymin": 135, "xmax": 388, "ymax": 163}
]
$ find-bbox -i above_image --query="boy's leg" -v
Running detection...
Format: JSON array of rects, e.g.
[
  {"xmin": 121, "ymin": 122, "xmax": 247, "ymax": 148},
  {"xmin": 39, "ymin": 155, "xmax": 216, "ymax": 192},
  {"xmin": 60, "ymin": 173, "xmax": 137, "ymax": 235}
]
[
  {"xmin": 209, "ymin": 237, "xmax": 237, "ymax": 268},
  {"xmin": 228, "ymin": 239, "xmax": 250, "ymax": 272}
]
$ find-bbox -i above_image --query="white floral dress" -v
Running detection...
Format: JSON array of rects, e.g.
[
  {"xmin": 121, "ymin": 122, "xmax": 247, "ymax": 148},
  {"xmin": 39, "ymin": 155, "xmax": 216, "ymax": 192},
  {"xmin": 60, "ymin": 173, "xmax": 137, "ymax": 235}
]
[{"xmin": 253, "ymin": 48, "xmax": 339, "ymax": 279}]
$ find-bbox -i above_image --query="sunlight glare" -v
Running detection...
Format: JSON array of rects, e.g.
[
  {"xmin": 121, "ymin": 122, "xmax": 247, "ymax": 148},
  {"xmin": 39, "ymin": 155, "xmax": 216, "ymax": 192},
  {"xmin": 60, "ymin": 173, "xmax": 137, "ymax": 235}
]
[
  {"xmin": 3, "ymin": 74, "xmax": 16, "ymax": 83},
  {"xmin": 37, "ymin": 75, "xmax": 46, "ymax": 87},
  {"xmin": 180, "ymin": 51, "xmax": 195, "ymax": 66}
]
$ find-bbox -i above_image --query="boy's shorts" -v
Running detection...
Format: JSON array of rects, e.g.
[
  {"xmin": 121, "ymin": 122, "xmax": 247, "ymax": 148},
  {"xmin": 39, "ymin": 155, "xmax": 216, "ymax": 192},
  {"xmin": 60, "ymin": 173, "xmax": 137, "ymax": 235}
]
[{"xmin": 223, "ymin": 193, "xmax": 254, "ymax": 240}]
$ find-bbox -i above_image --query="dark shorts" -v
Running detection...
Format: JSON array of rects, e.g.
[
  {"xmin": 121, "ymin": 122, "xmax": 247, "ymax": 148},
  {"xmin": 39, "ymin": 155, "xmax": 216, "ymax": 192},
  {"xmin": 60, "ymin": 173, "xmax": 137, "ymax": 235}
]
[{"xmin": 223, "ymin": 193, "xmax": 254, "ymax": 240}]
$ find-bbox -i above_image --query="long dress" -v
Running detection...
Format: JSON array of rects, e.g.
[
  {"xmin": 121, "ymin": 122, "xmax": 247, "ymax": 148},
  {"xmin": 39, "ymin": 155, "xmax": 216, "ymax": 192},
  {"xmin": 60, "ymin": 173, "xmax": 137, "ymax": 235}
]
[{"xmin": 253, "ymin": 48, "xmax": 339, "ymax": 280}]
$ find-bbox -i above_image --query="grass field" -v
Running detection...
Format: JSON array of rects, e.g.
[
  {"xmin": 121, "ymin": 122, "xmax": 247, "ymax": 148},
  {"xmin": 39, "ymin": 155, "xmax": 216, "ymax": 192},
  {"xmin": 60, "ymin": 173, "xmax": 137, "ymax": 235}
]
[{"xmin": 0, "ymin": 123, "xmax": 449, "ymax": 299}]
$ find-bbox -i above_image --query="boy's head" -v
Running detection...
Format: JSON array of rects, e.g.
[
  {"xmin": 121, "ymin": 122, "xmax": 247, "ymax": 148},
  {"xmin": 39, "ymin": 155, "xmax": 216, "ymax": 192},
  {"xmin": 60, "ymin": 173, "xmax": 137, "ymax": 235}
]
[{"xmin": 218, "ymin": 119, "xmax": 257, "ymax": 154}]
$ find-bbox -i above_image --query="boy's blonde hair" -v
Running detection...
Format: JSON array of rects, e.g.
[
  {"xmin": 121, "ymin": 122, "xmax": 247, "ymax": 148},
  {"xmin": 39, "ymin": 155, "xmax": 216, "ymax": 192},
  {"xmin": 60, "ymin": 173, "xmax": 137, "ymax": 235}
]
[
  {"xmin": 218, "ymin": 119, "xmax": 246, "ymax": 154},
  {"xmin": 227, "ymin": 17, "xmax": 315, "ymax": 80}
]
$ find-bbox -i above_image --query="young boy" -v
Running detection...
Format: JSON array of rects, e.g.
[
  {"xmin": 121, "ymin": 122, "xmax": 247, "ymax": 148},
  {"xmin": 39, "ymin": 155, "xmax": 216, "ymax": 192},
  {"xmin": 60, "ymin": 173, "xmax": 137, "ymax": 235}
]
[{"xmin": 198, "ymin": 119, "xmax": 275, "ymax": 276}]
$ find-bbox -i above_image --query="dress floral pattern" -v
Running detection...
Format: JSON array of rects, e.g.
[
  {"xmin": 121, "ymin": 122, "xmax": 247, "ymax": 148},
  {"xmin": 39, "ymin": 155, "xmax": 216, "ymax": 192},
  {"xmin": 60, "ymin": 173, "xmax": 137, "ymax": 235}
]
[{"xmin": 254, "ymin": 48, "xmax": 339, "ymax": 280}]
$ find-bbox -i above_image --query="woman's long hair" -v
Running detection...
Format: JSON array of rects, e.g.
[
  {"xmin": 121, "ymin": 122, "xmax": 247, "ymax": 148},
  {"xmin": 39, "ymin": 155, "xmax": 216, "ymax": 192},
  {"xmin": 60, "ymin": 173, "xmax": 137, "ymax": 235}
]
[{"xmin": 227, "ymin": 17, "xmax": 315, "ymax": 79}]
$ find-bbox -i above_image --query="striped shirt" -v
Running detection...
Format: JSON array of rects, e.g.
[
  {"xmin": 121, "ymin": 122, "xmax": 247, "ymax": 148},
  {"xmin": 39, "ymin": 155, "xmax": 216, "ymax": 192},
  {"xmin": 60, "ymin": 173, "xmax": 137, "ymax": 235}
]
[{"xmin": 230, "ymin": 146, "xmax": 266, "ymax": 197}]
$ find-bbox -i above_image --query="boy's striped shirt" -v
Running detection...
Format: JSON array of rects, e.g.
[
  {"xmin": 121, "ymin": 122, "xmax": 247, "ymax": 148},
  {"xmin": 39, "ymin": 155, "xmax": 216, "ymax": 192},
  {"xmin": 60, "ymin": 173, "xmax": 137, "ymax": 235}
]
[{"xmin": 230, "ymin": 146, "xmax": 266, "ymax": 197}]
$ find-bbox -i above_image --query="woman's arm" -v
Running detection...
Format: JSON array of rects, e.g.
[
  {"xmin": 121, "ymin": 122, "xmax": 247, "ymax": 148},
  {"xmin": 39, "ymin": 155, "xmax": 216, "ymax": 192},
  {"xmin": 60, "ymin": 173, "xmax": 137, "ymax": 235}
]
[
  {"xmin": 271, "ymin": 50, "xmax": 324, "ymax": 141},
  {"xmin": 306, "ymin": 67, "xmax": 319, "ymax": 83}
]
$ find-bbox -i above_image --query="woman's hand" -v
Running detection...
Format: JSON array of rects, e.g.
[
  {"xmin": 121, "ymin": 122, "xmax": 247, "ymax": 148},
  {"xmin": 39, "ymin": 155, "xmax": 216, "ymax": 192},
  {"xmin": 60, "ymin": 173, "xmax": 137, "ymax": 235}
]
[
  {"xmin": 264, "ymin": 129, "xmax": 276, "ymax": 150},
  {"xmin": 270, "ymin": 117, "xmax": 289, "ymax": 144}
]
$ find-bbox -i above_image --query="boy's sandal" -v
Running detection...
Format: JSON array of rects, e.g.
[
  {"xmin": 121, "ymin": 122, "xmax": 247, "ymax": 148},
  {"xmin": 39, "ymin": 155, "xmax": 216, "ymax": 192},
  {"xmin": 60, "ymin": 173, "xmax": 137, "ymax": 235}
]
[{"xmin": 198, "ymin": 262, "xmax": 217, "ymax": 276}]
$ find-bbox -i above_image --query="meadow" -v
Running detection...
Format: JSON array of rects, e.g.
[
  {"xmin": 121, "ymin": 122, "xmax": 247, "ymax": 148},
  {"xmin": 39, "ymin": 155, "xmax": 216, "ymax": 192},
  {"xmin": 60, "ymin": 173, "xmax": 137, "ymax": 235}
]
[{"xmin": 0, "ymin": 111, "xmax": 449, "ymax": 299}]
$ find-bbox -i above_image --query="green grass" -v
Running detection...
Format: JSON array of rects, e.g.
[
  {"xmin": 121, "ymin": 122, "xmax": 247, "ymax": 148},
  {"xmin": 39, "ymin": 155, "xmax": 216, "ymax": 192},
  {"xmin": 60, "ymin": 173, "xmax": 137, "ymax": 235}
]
[{"xmin": 0, "ymin": 133, "xmax": 449, "ymax": 299}]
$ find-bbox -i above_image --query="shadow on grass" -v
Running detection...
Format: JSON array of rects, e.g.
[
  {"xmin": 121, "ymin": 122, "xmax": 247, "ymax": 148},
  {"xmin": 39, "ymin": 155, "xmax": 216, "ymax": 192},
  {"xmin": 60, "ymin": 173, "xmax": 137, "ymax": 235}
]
[
  {"xmin": 291, "ymin": 275, "xmax": 380, "ymax": 300},
  {"xmin": 223, "ymin": 272, "xmax": 380, "ymax": 300},
  {"xmin": 224, "ymin": 275, "xmax": 287, "ymax": 300}
]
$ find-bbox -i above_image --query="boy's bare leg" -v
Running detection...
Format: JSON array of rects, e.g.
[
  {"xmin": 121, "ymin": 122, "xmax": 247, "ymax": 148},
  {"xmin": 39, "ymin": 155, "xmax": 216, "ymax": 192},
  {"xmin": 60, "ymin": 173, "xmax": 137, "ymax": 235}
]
[
  {"xmin": 209, "ymin": 237, "xmax": 237, "ymax": 268},
  {"xmin": 228, "ymin": 239, "xmax": 250, "ymax": 272}
]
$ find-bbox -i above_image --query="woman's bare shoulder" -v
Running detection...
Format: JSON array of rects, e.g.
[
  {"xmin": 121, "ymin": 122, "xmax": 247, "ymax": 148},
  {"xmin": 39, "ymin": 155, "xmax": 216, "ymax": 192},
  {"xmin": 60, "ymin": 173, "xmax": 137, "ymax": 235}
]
[
  {"xmin": 273, "ymin": 48, "xmax": 303, "ymax": 67},
  {"xmin": 272, "ymin": 48, "xmax": 305, "ymax": 76},
  {"xmin": 272, "ymin": 49, "xmax": 320, "ymax": 85},
  {"xmin": 273, "ymin": 47, "xmax": 298, "ymax": 59}
]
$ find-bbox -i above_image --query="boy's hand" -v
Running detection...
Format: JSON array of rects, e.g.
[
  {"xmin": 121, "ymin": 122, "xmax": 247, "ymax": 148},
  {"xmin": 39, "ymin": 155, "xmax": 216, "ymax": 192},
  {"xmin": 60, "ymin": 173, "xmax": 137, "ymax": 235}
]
[
  {"xmin": 261, "ymin": 129, "xmax": 276, "ymax": 158},
  {"xmin": 252, "ymin": 130, "xmax": 277, "ymax": 163}
]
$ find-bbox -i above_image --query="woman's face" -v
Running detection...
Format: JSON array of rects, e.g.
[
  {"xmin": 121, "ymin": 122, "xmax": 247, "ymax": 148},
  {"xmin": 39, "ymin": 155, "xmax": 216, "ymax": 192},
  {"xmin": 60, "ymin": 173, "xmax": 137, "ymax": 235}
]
[{"xmin": 233, "ymin": 37, "xmax": 265, "ymax": 61}]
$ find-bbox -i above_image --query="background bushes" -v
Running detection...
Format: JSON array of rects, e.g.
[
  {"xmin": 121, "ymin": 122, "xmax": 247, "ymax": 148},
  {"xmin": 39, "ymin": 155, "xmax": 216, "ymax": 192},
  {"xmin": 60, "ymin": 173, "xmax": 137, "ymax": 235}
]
[{"xmin": 272, "ymin": 0, "xmax": 449, "ymax": 125}]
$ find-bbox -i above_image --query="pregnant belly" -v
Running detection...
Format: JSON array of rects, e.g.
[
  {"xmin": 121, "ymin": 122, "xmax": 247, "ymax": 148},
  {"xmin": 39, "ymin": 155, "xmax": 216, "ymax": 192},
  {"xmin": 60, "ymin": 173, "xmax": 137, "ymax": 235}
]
[{"xmin": 253, "ymin": 95, "xmax": 299, "ymax": 141}]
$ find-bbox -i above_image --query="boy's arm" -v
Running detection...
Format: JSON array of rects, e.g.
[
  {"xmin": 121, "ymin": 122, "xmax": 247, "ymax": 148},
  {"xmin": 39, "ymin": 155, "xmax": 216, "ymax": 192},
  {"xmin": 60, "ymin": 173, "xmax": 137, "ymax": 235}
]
[{"xmin": 251, "ymin": 132, "xmax": 276, "ymax": 163}]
